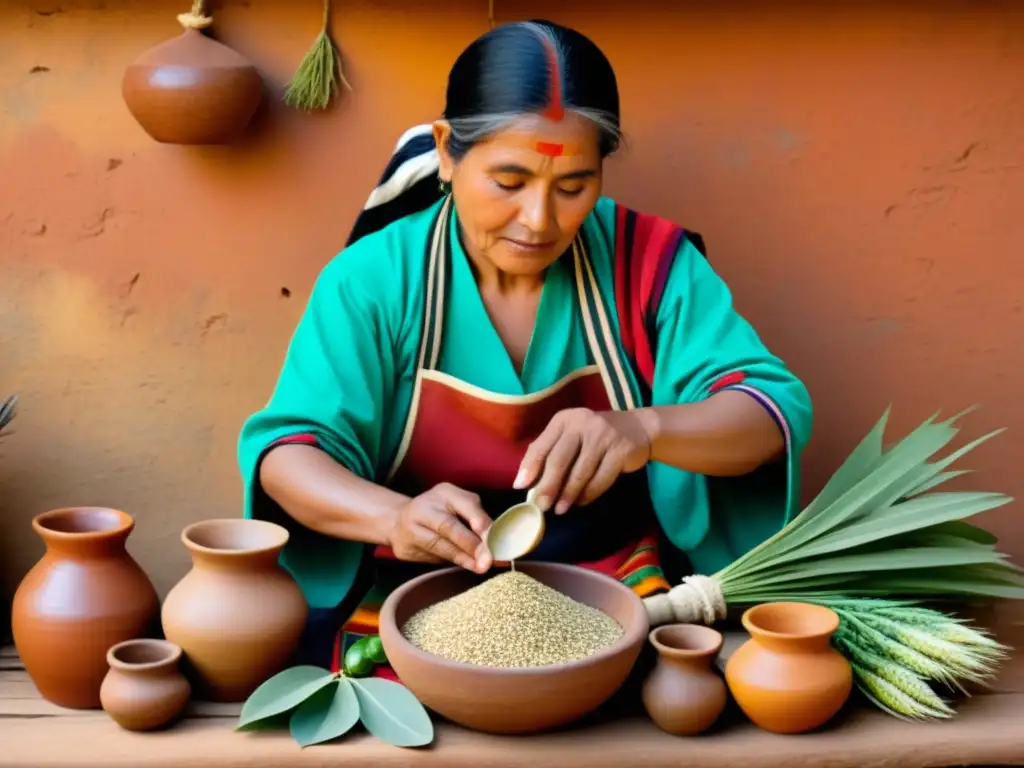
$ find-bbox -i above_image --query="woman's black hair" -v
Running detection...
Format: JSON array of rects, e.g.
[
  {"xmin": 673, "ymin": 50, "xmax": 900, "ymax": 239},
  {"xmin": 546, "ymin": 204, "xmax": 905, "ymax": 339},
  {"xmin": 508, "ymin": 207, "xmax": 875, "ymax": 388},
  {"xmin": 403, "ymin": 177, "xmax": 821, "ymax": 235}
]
[
  {"xmin": 347, "ymin": 20, "xmax": 621, "ymax": 246},
  {"xmin": 444, "ymin": 19, "xmax": 622, "ymax": 159}
]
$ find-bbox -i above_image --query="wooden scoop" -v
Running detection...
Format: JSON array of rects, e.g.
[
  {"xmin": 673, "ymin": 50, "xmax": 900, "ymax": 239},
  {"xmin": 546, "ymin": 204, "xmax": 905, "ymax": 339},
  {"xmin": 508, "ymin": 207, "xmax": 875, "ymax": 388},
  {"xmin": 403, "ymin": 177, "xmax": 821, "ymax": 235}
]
[{"xmin": 485, "ymin": 487, "xmax": 545, "ymax": 563}]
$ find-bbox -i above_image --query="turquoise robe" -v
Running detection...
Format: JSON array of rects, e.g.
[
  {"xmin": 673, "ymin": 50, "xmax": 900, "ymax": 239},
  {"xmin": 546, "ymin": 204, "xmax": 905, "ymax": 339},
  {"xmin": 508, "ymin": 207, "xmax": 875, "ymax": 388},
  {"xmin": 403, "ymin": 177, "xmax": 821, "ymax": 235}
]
[{"xmin": 237, "ymin": 196, "xmax": 813, "ymax": 609}]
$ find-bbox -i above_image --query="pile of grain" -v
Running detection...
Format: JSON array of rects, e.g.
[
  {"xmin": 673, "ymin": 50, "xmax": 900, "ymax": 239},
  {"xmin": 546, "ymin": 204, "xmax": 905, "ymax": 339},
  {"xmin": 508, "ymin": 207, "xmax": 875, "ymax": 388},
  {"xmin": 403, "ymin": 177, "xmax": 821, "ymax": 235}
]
[{"xmin": 401, "ymin": 571, "xmax": 623, "ymax": 667}]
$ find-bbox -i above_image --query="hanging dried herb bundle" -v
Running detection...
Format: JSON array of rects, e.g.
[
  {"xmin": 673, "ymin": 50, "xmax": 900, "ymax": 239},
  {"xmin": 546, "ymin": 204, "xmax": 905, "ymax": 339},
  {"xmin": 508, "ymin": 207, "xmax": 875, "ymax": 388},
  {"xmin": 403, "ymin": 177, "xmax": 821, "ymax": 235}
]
[
  {"xmin": 285, "ymin": 0, "xmax": 352, "ymax": 112},
  {"xmin": 644, "ymin": 408, "xmax": 1022, "ymax": 718}
]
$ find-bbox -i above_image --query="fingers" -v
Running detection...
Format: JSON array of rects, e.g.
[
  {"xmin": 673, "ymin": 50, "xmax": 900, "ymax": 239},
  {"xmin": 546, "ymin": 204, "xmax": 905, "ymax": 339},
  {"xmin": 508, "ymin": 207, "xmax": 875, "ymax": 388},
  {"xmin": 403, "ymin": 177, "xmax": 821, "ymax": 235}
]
[
  {"xmin": 415, "ymin": 524, "xmax": 479, "ymax": 572},
  {"xmin": 439, "ymin": 485, "xmax": 492, "ymax": 538},
  {"xmin": 514, "ymin": 419, "xmax": 564, "ymax": 491},
  {"xmin": 554, "ymin": 441, "xmax": 604, "ymax": 514},
  {"xmin": 577, "ymin": 450, "xmax": 623, "ymax": 507},
  {"xmin": 418, "ymin": 504, "xmax": 488, "ymax": 572},
  {"xmin": 438, "ymin": 485, "xmax": 493, "ymax": 572},
  {"xmin": 531, "ymin": 431, "xmax": 582, "ymax": 513}
]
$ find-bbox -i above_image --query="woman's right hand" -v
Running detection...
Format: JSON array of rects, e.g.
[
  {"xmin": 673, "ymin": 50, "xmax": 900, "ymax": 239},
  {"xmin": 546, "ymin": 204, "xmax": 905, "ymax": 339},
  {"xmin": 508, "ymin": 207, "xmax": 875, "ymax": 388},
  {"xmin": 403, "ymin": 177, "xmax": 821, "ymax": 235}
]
[{"xmin": 388, "ymin": 483, "xmax": 493, "ymax": 574}]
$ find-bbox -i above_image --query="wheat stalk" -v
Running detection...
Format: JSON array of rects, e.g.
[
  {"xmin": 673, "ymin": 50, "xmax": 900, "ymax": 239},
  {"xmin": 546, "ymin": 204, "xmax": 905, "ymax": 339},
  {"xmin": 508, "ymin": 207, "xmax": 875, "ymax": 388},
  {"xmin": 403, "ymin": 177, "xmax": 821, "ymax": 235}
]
[
  {"xmin": 854, "ymin": 665, "xmax": 953, "ymax": 721},
  {"xmin": 824, "ymin": 600, "xmax": 1011, "ymax": 719}
]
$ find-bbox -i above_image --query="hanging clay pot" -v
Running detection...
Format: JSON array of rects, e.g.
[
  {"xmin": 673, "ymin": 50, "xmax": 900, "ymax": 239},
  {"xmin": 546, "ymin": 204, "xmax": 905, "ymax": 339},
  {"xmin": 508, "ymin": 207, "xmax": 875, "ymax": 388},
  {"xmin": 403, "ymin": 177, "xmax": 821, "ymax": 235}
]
[
  {"xmin": 642, "ymin": 624, "xmax": 727, "ymax": 736},
  {"xmin": 161, "ymin": 519, "xmax": 308, "ymax": 702},
  {"xmin": 101, "ymin": 639, "xmax": 191, "ymax": 731},
  {"xmin": 122, "ymin": 18, "xmax": 263, "ymax": 145},
  {"xmin": 725, "ymin": 602, "xmax": 852, "ymax": 734},
  {"xmin": 11, "ymin": 507, "xmax": 161, "ymax": 709}
]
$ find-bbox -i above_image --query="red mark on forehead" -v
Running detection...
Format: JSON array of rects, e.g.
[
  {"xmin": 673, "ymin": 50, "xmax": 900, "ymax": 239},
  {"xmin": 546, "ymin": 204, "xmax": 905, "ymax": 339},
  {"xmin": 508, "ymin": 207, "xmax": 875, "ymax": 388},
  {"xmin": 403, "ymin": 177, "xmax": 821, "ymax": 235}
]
[
  {"xmin": 535, "ymin": 141, "xmax": 564, "ymax": 157},
  {"xmin": 540, "ymin": 38, "xmax": 564, "ymax": 122}
]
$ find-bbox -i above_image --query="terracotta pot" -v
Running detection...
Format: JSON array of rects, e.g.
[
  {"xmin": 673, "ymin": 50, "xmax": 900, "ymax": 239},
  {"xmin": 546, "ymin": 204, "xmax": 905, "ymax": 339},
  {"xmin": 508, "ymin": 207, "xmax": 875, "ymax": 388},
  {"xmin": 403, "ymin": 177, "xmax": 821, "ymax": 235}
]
[
  {"xmin": 11, "ymin": 508, "xmax": 160, "ymax": 709},
  {"xmin": 161, "ymin": 519, "xmax": 307, "ymax": 702},
  {"xmin": 100, "ymin": 639, "xmax": 191, "ymax": 731},
  {"xmin": 122, "ymin": 28, "xmax": 262, "ymax": 145},
  {"xmin": 725, "ymin": 602, "xmax": 852, "ymax": 734},
  {"xmin": 642, "ymin": 624, "xmax": 727, "ymax": 736},
  {"xmin": 378, "ymin": 562, "xmax": 649, "ymax": 734}
]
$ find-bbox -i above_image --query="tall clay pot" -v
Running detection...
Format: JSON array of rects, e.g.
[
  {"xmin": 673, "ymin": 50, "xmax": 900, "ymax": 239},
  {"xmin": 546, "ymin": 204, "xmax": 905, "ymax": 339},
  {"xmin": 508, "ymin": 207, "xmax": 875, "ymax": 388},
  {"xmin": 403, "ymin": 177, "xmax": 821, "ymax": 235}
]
[
  {"xmin": 101, "ymin": 639, "xmax": 191, "ymax": 731},
  {"xmin": 725, "ymin": 602, "xmax": 852, "ymax": 734},
  {"xmin": 642, "ymin": 624, "xmax": 727, "ymax": 736},
  {"xmin": 11, "ymin": 507, "xmax": 160, "ymax": 709},
  {"xmin": 122, "ymin": 27, "xmax": 263, "ymax": 145},
  {"xmin": 162, "ymin": 519, "xmax": 308, "ymax": 702}
]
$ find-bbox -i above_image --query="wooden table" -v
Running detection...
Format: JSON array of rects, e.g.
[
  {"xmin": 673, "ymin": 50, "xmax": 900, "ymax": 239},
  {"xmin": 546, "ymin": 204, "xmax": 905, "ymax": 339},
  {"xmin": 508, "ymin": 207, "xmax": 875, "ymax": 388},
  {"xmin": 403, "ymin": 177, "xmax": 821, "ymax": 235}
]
[{"xmin": 2, "ymin": 643, "xmax": 1022, "ymax": 768}]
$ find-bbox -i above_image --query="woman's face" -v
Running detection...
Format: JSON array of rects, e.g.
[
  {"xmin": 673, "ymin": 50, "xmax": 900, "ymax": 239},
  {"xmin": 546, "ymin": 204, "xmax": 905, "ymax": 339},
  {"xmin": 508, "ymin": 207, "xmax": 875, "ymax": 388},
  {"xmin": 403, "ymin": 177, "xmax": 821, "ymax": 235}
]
[{"xmin": 434, "ymin": 113, "xmax": 604, "ymax": 277}]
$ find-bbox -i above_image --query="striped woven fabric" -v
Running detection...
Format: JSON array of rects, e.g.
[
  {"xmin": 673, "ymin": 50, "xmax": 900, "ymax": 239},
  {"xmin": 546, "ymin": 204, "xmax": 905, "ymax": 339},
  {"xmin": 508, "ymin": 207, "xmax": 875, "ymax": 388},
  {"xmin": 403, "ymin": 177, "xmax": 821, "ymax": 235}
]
[{"xmin": 346, "ymin": 124, "xmax": 441, "ymax": 248}]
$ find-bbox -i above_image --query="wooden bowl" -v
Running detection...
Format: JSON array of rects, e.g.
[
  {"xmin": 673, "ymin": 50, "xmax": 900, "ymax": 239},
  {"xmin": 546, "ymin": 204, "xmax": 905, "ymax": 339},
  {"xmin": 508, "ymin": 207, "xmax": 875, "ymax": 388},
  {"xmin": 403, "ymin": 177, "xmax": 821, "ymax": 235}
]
[{"xmin": 378, "ymin": 562, "xmax": 648, "ymax": 734}]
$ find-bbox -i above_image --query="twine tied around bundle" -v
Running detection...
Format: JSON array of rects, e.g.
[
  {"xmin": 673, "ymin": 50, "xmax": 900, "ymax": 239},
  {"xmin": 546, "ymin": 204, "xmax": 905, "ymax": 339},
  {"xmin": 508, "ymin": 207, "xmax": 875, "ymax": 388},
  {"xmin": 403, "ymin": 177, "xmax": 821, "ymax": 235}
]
[
  {"xmin": 177, "ymin": 0, "xmax": 213, "ymax": 30},
  {"xmin": 643, "ymin": 575, "xmax": 727, "ymax": 627}
]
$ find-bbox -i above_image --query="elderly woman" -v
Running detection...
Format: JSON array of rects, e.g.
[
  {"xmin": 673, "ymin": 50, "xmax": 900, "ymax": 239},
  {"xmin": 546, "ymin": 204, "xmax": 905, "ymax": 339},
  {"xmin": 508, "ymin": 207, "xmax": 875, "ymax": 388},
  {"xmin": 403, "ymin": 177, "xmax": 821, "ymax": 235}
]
[{"xmin": 239, "ymin": 20, "xmax": 812, "ymax": 676}]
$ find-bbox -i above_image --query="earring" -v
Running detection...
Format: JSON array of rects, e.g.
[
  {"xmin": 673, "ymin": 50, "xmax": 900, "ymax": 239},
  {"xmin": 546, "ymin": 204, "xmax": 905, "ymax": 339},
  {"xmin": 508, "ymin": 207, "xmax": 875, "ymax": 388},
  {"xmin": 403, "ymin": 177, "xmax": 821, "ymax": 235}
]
[{"xmin": 438, "ymin": 178, "xmax": 451, "ymax": 194}]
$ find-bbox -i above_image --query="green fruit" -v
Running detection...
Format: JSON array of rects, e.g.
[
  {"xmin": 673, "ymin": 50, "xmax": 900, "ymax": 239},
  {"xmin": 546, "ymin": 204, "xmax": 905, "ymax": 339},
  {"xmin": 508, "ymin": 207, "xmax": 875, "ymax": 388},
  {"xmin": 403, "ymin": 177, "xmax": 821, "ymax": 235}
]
[
  {"xmin": 343, "ymin": 639, "xmax": 374, "ymax": 677},
  {"xmin": 365, "ymin": 634, "xmax": 387, "ymax": 664}
]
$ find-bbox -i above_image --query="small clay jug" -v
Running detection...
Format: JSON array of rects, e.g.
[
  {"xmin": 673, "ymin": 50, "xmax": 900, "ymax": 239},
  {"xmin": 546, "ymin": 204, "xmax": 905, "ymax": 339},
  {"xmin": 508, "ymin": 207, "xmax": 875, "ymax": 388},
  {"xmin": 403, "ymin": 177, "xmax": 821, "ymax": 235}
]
[
  {"xmin": 161, "ymin": 519, "xmax": 308, "ymax": 702},
  {"xmin": 100, "ymin": 639, "xmax": 191, "ymax": 731},
  {"xmin": 11, "ymin": 507, "xmax": 160, "ymax": 709},
  {"xmin": 642, "ymin": 624, "xmax": 727, "ymax": 736},
  {"xmin": 725, "ymin": 602, "xmax": 852, "ymax": 734},
  {"xmin": 122, "ymin": 27, "xmax": 262, "ymax": 145}
]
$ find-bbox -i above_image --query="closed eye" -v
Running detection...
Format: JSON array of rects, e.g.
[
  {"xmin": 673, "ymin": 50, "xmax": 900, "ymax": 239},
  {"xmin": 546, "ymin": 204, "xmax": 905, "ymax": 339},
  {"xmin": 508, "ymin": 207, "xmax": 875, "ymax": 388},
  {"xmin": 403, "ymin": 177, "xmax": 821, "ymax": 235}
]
[{"xmin": 494, "ymin": 178, "xmax": 525, "ymax": 191}]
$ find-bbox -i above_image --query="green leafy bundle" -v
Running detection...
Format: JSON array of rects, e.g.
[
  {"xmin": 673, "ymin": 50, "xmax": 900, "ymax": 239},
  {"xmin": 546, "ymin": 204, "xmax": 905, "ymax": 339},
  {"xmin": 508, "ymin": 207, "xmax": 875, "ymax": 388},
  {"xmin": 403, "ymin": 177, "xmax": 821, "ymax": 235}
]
[
  {"xmin": 716, "ymin": 408, "xmax": 1022, "ymax": 604},
  {"xmin": 237, "ymin": 635, "xmax": 432, "ymax": 749},
  {"xmin": 823, "ymin": 599, "xmax": 1008, "ymax": 720},
  {"xmin": 646, "ymin": 408, "xmax": 1023, "ymax": 623}
]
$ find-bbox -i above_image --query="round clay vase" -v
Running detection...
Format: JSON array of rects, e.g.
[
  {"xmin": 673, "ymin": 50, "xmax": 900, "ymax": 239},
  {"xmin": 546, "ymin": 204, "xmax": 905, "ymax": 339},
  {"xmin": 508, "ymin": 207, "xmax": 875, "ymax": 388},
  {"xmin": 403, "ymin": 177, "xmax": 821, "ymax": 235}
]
[
  {"xmin": 100, "ymin": 639, "xmax": 191, "ymax": 731},
  {"xmin": 11, "ymin": 508, "xmax": 160, "ymax": 709},
  {"xmin": 725, "ymin": 602, "xmax": 852, "ymax": 734},
  {"xmin": 161, "ymin": 519, "xmax": 308, "ymax": 702},
  {"xmin": 122, "ymin": 28, "xmax": 263, "ymax": 145},
  {"xmin": 642, "ymin": 624, "xmax": 727, "ymax": 736}
]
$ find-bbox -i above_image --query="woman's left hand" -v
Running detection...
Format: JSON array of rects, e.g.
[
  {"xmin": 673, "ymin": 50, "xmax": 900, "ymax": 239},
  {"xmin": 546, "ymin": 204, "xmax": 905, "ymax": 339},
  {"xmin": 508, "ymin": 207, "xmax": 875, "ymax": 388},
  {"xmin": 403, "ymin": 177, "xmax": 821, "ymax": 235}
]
[{"xmin": 513, "ymin": 408, "xmax": 657, "ymax": 515}]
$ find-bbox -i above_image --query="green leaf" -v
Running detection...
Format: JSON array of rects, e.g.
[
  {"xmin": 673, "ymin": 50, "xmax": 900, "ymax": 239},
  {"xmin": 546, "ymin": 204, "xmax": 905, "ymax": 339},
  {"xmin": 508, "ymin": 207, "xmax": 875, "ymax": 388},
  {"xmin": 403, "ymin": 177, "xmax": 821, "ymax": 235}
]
[
  {"xmin": 350, "ymin": 677, "xmax": 434, "ymax": 747},
  {"xmin": 726, "ymin": 414, "xmax": 963, "ymax": 581},
  {"xmin": 828, "ymin": 565, "xmax": 1024, "ymax": 598},
  {"xmin": 718, "ymin": 409, "xmax": 894, "ymax": 582},
  {"xmin": 751, "ymin": 546, "xmax": 1008, "ymax": 584},
  {"xmin": 799, "ymin": 407, "xmax": 891, "ymax": 520},
  {"xmin": 925, "ymin": 520, "xmax": 999, "ymax": 545},
  {"xmin": 779, "ymin": 417, "xmax": 960, "ymax": 547},
  {"xmin": 906, "ymin": 469, "xmax": 973, "ymax": 497},
  {"xmin": 715, "ymin": 409, "xmax": 1017, "ymax": 611},
  {"xmin": 792, "ymin": 492, "xmax": 1012, "ymax": 559},
  {"xmin": 289, "ymin": 678, "xmax": 360, "ymax": 747},
  {"xmin": 237, "ymin": 666, "xmax": 338, "ymax": 730}
]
